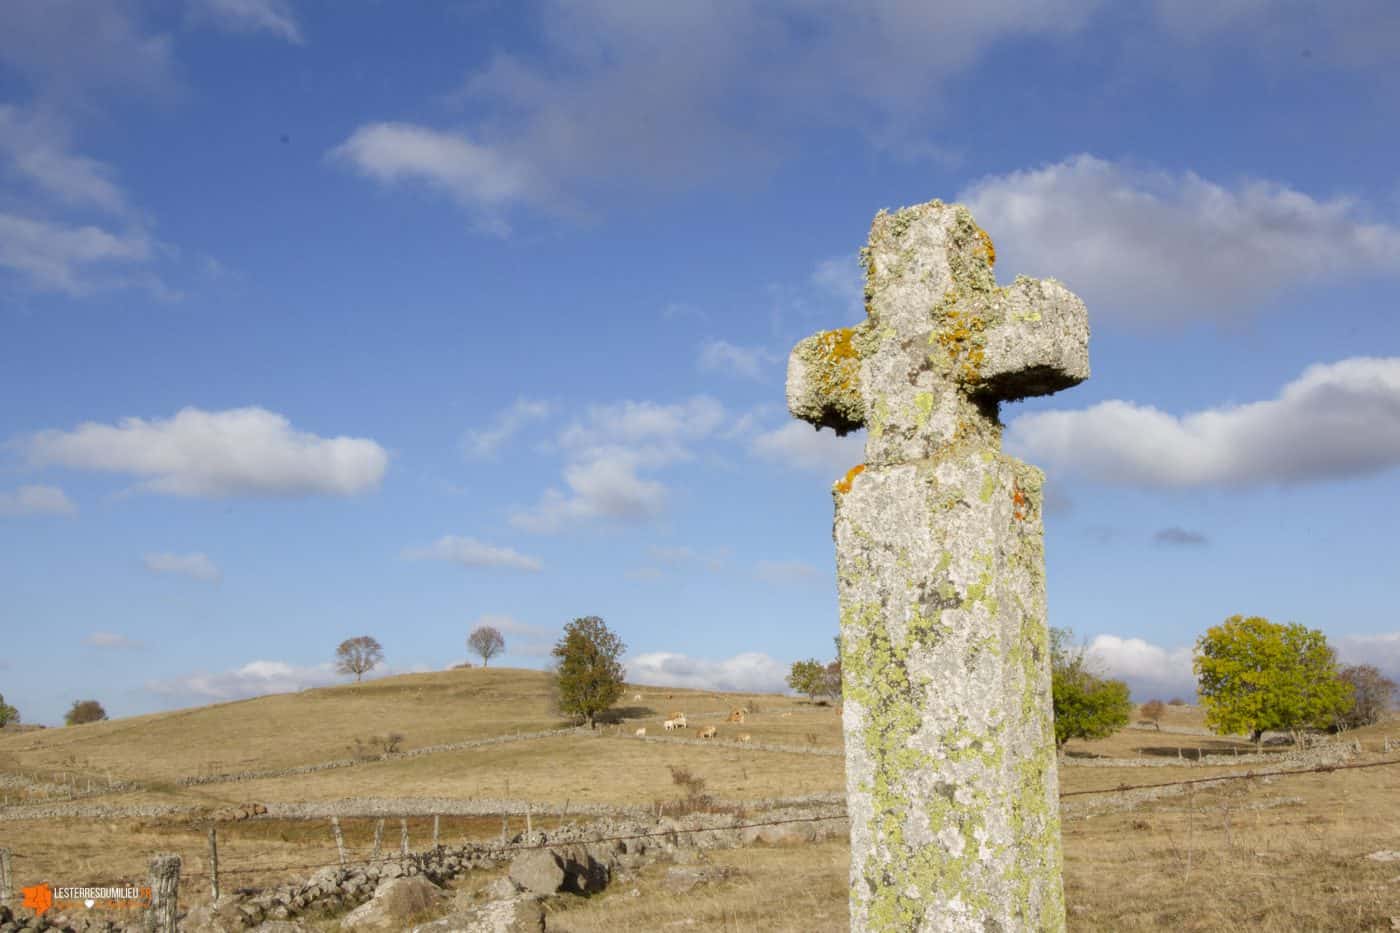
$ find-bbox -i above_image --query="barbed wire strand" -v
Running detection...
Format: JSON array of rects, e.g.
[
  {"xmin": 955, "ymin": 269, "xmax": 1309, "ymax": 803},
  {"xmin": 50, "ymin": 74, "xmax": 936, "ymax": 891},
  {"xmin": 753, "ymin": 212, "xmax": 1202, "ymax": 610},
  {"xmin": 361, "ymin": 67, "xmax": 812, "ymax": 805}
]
[{"xmin": 8, "ymin": 756, "xmax": 1397, "ymax": 890}]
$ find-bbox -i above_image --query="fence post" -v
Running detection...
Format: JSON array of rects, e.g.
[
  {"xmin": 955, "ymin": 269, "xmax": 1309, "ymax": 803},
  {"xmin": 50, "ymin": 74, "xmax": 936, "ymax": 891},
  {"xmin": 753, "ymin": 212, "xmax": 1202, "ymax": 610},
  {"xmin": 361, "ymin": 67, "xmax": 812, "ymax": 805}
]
[
  {"xmin": 145, "ymin": 852, "xmax": 180, "ymax": 933},
  {"xmin": 1, "ymin": 847, "xmax": 12, "ymax": 905},
  {"xmin": 372, "ymin": 819, "xmax": 384, "ymax": 861},
  {"xmin": 500, "ymin": 816, "xmax": 508, "ymax": 845},
  {"xmin": 432, "ymin": 814, "xmax": 440, "ymax": 849},
  {"xmin": 400, "ymin": 819, "xmax": 409, "ymax": 861},
  {"xmin": 207, "ymin": 827, "xmax": 220, "ymax": 902},
  {"xmin": 331, "ymin": 817, "xmax": 346, "ymax": 865},
  {"xmin": 525, "ymin": 806, "xmax": 532, "ymax": 837},
  {"xmin": 559, "ymin": 800, "xmax": 569, "ymax": 831}
]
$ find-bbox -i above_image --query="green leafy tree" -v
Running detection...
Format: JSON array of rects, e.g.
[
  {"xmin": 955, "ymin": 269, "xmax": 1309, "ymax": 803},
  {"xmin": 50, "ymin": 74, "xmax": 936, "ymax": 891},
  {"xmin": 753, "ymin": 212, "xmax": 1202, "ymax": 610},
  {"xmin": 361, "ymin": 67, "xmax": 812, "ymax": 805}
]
[
  {"xmin": 65, "ymin": 699, "xmax": 107, "ymax": 726},
  {"xmin": 1194, "ymin": 615, "xmax": 1352, "ymax": 746},
  {"xmin": 1050, "ymin": 628, "xmax": 1132, "ymax": 749},
  {"xmin": 1333, "ymin": 664, "xmax": 1396, "ymax": 730},
  {"xmin": 552, "ymin": 616, "xmax": 626, "ymax": 729},
  {"xmin": 468, "ymin": 625, "xmax": 505, "ymax": 667},
  {"xmin": 0, "ymin": 693, "xmax": 19, "ymax": 727},
  {"xmin": 787, "ymin": 637, "xmax": 842, "ymax": 703}
]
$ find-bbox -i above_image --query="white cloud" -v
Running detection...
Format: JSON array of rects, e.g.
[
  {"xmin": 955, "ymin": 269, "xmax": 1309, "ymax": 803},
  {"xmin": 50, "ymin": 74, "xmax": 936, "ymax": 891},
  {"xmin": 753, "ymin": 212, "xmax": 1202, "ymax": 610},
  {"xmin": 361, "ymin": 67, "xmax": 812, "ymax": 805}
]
[
  {"xmin": 754, "ymin": 559, "xmax": 824, "ymax": 585},
  {"xmin": 959, "ymin": 155, "xmax": 1400, "ymax": 325},
  {"xmin": 189, "ymin": 0, "xmax": 303, "ymax": 43},
  {"xmin": 1085, "ymin": 634, "xmax": 1197, "ymax": 701},
  {"xmin": 0, "ymin": 1, "xmax": 174, "ymax": 99},
  {"xmin": 469, "ymin": 613, "xmax": 557, "ymax": 658},
  {"xmin": 514, "ymin": 396, "xmax": 726, "ymax": 532},
  {"xmin": 336, "ymin": 1, "xmax": 1105, "ymax": 225},
  {"xmin": 0, "ymin": 107, "xmax": 128, "ymax": 214},
  {"xmin": 1152, "ymin": 0, "xmax": 1400, "ymax": 69},
  {"xmin": 811, "ymin": 255, "xmax": 864, "ymax": 316},
  {"xmin": 1336, "ymin": 633, "xmax": 1400, "ymax": 680},
  {"xmin": 628, "ymin": 650, "xmax": 789, "ymax": 694},
  {"xmin": 1006, "ymin": 357, "xmax": 1400, "ymax": 488},
  {"xmin": 0, "ymin": 213, "xmax": 159, "ymax": 295},
  {"xmin": 23, "ymin": 406, "xmax": 389, "ymax": 498},
  {"xmin": 698, "ymin": 340, "xmax": 778, "ymax": 380},
  {"xmin": 144, "ymin": 551, "xmax": 223, "ymax": 583},
  {"xmin": 146, "ymin": 659, "xmax": 340, "ymax": 701},
  {"xmin": 463, "ymin": 398, "xmax": 551, "ymax": 459},
  {"xmin": 751, "ymin": 421, "xmax": 864, "ymax": 475},
  {"xmin": 0, "ymin": 484, "xmax": 77, "ymax": 517},
  {"xmin": 330, "ymin": 123, "xmax": 535, "ymax": 233},
  {"xmin": 85, "ymin": 631, "xmax": 141, "ymax": 649},
  {"xmin": 402, "ymin": 535, "xmax": 542, "ymax": 572},
  {"xmin": 512, "ymin": 451, "xmax": 668, "ymax": 532}
]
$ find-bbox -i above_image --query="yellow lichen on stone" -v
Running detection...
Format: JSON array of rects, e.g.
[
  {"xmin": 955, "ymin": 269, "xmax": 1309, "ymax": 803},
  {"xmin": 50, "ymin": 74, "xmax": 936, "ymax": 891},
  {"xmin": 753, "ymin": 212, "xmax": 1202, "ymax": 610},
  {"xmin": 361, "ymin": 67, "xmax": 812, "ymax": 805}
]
[
  {"xmin": 835, "ymin": 463, "xmax": 866, "ymax": 495},
  {"xmin": 975, "ymin": 226, "xmax": 996, "ymax": 268}
]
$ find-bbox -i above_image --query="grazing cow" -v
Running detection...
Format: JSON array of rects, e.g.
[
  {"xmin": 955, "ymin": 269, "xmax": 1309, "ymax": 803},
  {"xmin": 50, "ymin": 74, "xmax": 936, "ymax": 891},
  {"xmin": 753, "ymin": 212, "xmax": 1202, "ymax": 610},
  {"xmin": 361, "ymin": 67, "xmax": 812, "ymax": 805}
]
[
  {"xmin": 740, "ymin": 734, "xmax": 752, "ymax": 743},
  {"xmin": 780, "ymin": 712, "xmax": 792, "ymax": 718},
  {"xmin": 664, "ymin": 719, "xmax": 678, "ymax": 732},
  {"xmin": 635, "ymin": 727, "xmax": 647, "ymax": 737},
  {"xmin": 668, "ymin": 713, "xmax": 687, "ymax": 728},
  {"xmin": 727, "ymin": 708, "xmax": 746, "ymax": 723},
  {"xmin": 633, "ymin": 693, "xmax": 643, "ymax": 701},
  {"xmin": 699, "ymin": 726, "xmax": 717, "ymax": 739}
]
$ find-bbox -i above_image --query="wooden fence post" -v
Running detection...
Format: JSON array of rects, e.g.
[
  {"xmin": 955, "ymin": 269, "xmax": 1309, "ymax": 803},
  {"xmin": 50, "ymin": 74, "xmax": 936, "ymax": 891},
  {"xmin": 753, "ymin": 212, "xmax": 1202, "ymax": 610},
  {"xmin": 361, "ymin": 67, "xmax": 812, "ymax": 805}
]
[
  {"xmin": 525, "ymin": 806, "xmax": 532, "ymax": 837},
  {"xmin": 372, "ymin": 819, "xmax": 384, "ymax": 860},
  {"xmin": 400, "ymin": 819, "xmax": 409, "ymax": 860},
  {"xmin": 500, "ymin": 816, "xmax": 508, "ymax": 845},
  {"xmin": 145, "ymin": 852, "xmax": 180, "ymax": 933},
  {"xmin": 0, "ymin": 847, "xmax": 12, "ymax": 905},
  {"xmin": 207, "ymin": 827, "xmax": 220, "ymax": 902},
  {"xmin": 432, "ymin": 814, "xmax": 440, "ymax": 849},
  {"xmin": 331, "ymin": 817, "xmax": 346, "ymax": 865}
]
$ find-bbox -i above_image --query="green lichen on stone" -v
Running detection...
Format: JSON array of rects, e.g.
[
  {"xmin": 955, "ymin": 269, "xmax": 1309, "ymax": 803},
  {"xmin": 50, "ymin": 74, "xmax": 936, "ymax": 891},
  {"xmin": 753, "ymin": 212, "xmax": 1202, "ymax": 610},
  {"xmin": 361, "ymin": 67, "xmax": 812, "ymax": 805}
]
[{"xmin": 914, "ymin": 391, "xmax": 934, "ymax": 427}]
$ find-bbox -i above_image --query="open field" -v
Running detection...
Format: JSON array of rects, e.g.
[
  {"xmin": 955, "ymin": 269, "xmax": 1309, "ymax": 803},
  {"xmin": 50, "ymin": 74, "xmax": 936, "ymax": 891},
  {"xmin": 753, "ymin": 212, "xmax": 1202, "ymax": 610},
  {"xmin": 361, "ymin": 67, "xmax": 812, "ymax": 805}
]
[{"xmin": 2, "ymin": 668, "xmax": 1398, "ymax": 930}]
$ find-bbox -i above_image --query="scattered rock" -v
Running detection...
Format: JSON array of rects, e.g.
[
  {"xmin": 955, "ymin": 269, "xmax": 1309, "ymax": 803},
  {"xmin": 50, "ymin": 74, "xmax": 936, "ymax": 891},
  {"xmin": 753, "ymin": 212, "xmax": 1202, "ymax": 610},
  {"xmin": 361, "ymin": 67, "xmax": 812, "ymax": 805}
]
[
  {"xmin": 508, "ymin": 850, "xmax": 566, "ymax": 896},
  {"xmin": 1368, "ymin": 851, "xmax": 1400, "ymax": 862},
  {"xmin": 341, "ymin": 876, "xmax": 448, "ymax": 930},
  {"xmin": 663, "ymin": 865, "xmax": 737, "ymax": 894},
  {"xmin": 410, "ymin": 897, "xmax": 545, "ymax": 933}
]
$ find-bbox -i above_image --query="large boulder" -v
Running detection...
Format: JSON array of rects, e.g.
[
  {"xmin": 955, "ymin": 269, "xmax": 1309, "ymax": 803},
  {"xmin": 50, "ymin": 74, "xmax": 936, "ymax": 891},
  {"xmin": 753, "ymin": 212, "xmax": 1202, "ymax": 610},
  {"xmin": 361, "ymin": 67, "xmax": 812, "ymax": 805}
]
[
  {"xmin": 507, "ymin": 851, "xmax": 566, "ymax": 896},
  {"xmin": 341, "ymin": 876, "xmax": 448, "ymax": 930},
  {"xmin": 411, "ymin": 897, "xmax": 546, "ymax": 933}
]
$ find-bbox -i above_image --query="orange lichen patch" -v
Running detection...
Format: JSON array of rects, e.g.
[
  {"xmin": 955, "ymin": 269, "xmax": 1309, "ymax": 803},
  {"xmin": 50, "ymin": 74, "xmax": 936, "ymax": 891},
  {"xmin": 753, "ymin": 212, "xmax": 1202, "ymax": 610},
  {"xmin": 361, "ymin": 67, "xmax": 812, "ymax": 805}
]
[
  {"xmin": 1012, "ymin": 485, "xmax": 1029, "ymax": 521},
  {"xmin": 835, "ymin": 463, "xmax": 866, "ymax": 495},
  {"xmin": 933, "ymin": 309, "xmax": 988, "ymax": 383},
  {"xmin": 975, "ymin": 227, "xmax": 996, "ymax": 268}
]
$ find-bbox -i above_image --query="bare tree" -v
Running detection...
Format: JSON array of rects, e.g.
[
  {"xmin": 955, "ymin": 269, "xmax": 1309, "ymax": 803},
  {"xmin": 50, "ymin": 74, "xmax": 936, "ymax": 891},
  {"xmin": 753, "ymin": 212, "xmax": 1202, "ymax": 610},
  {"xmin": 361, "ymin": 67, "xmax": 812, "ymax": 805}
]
[
  {"xmin": 468, "ymin": 626, "xmax": 506, "ymax": 667},
  {"xmin": 335, "ymin": 636, "xmax": 384, "ymax": 682},
  {"xmin": 1140, "ymin": 699, "xmax": 1167, "ymax": 731}
]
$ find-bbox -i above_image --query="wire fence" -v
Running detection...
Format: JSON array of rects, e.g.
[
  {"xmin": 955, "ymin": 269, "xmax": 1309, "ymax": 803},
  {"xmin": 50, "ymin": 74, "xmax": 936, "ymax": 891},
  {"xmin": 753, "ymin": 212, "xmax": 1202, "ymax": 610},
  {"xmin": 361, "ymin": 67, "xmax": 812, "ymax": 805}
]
[{"xmin": 3, "ymin": 753, "xmax": 1397, "ymax": 911}]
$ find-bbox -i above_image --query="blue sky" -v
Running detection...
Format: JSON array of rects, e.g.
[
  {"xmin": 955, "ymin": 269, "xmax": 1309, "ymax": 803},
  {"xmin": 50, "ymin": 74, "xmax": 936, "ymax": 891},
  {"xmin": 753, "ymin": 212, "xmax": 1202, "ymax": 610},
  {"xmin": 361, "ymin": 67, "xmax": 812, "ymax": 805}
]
[{"xmin": 2, "ymin": 1, "xmax": 1397, "ymax": 725}]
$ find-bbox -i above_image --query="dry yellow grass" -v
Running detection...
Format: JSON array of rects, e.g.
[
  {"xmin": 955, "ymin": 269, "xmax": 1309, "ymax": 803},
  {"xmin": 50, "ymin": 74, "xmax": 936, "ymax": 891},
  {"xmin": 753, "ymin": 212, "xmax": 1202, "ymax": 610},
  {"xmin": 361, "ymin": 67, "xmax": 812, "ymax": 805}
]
[{"xmin": 3, "ymin": 670, "xmax": 1398, "ymax": 931}]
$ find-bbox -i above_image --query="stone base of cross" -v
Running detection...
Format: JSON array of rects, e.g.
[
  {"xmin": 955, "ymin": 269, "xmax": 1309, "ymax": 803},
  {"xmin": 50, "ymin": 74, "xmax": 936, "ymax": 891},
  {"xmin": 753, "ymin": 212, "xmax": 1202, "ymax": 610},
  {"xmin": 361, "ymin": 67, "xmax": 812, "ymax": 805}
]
[{"xmin": 787, "ymin": 200, "xmax": 1088, "ymax": 932}]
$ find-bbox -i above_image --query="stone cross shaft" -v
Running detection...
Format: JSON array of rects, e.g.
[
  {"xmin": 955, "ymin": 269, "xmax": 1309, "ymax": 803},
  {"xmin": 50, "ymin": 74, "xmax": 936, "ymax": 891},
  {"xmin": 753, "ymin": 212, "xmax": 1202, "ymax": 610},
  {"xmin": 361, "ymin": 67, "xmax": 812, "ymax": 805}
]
[{"xmin": 787, "ymin": 200, "xmax": 1088, "ymax": 932}]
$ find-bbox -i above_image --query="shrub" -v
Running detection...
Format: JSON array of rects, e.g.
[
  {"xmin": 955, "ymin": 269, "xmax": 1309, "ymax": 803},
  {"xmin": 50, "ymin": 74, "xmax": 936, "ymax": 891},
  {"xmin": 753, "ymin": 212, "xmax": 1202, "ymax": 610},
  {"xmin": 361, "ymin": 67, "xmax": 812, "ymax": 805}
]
[
  {"xmin": 1334, "ymin": 665, "xmax": 1397, "ymax": 730},
  {"xmin": 0, "ymin": 694, "xmax": 19, "ymax": 728},
  {"xmin": 1168, "ymin": 697, "xmax": 1187, "ymax": 706},
  {"xmin": 64, "ymin": 700, "xmax": 107, "ymax": 726}
]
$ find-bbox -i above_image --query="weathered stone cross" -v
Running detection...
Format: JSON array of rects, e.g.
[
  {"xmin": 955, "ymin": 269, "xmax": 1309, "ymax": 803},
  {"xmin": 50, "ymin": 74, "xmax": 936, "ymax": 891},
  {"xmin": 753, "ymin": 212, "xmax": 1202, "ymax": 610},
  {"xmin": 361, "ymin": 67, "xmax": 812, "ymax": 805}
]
[{"xmin": 787, "ymin": 200, "xmax": 1089, "ymax": 932}]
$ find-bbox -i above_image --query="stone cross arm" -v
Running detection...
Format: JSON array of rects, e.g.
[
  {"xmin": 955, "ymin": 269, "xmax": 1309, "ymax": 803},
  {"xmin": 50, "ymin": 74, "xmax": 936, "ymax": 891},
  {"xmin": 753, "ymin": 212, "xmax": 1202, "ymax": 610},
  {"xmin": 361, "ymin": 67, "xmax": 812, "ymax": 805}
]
[{"xmin": 785, "ymin": 200, "xmax": 1089, "ymax": 462}]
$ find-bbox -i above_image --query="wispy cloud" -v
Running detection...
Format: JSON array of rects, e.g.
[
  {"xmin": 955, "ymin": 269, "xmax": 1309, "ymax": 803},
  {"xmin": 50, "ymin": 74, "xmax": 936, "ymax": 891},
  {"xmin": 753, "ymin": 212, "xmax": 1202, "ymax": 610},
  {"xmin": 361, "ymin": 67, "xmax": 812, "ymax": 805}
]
[
  {"xmin": 513, "ymin": 396, "xmax": 725, "ymax": 533},
  {"xmin": 1085, "ymin": 634, "xmax": 1196, "ymax": 702},
  {"xmin": 751, "ymin": 421, "xmax": 864, "ymax": 475},
  {"xmin": 143, "ymin": 551, "xmax": 222, "ymax": 583},
  {"xmin": 85, "ymin": 631, "xmax": 142, "ymax": 649},
  {"xmin": 188, "ymin": 0, "xmax": 303, "ymax": 43},
  {"xmin": 1007, "ymin": 357, "xmax": 1400, "ymax": 487},
  {"xmin": 697, "ymin": 340, "xmax": 778, "ymax": 380},
  {"xmin": 146, "ymin": 659, "xmax": 340, "ymax": 702},
  {"xmin": 22, "ymin": 406, "xmax": 390, "ymax": 498},
  {"xmin": 0, "ymin": 484, "xmax": 77, "ymax": 517},
  {"xmin": 463, "ymin": 398, "xmax": 551, "ymax": 459},
  {"xmin": 403, "ymin": 535, "xmax": 542, "ymax": 572},
  {"xmin": 754, "ymin": 559, "xmax": 824, "ymax": 586},
  {"xmin": 1153, "ymin": 527, "xmax": 1209, "ymax": 547}
]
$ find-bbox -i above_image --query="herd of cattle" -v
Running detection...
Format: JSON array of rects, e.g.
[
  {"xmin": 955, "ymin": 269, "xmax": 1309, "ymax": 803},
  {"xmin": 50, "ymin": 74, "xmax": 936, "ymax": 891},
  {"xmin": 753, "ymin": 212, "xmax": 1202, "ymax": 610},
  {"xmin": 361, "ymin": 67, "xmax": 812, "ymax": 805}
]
[{"xmin": 629, "ymin": 703, "xmax": 761, "ymax": 743}]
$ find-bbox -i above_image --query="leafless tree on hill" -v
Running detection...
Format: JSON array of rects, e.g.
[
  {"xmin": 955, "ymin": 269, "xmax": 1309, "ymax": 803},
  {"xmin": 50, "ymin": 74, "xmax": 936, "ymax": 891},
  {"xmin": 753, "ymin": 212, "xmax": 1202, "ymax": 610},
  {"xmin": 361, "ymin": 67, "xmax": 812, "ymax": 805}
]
[
  {"xmin": 335, "ymin": 636, "xmax": 384, "ymax": 682},
  {"xmin": 468, "ymin": 625, "xmax": 506, "ymax": 667}
]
